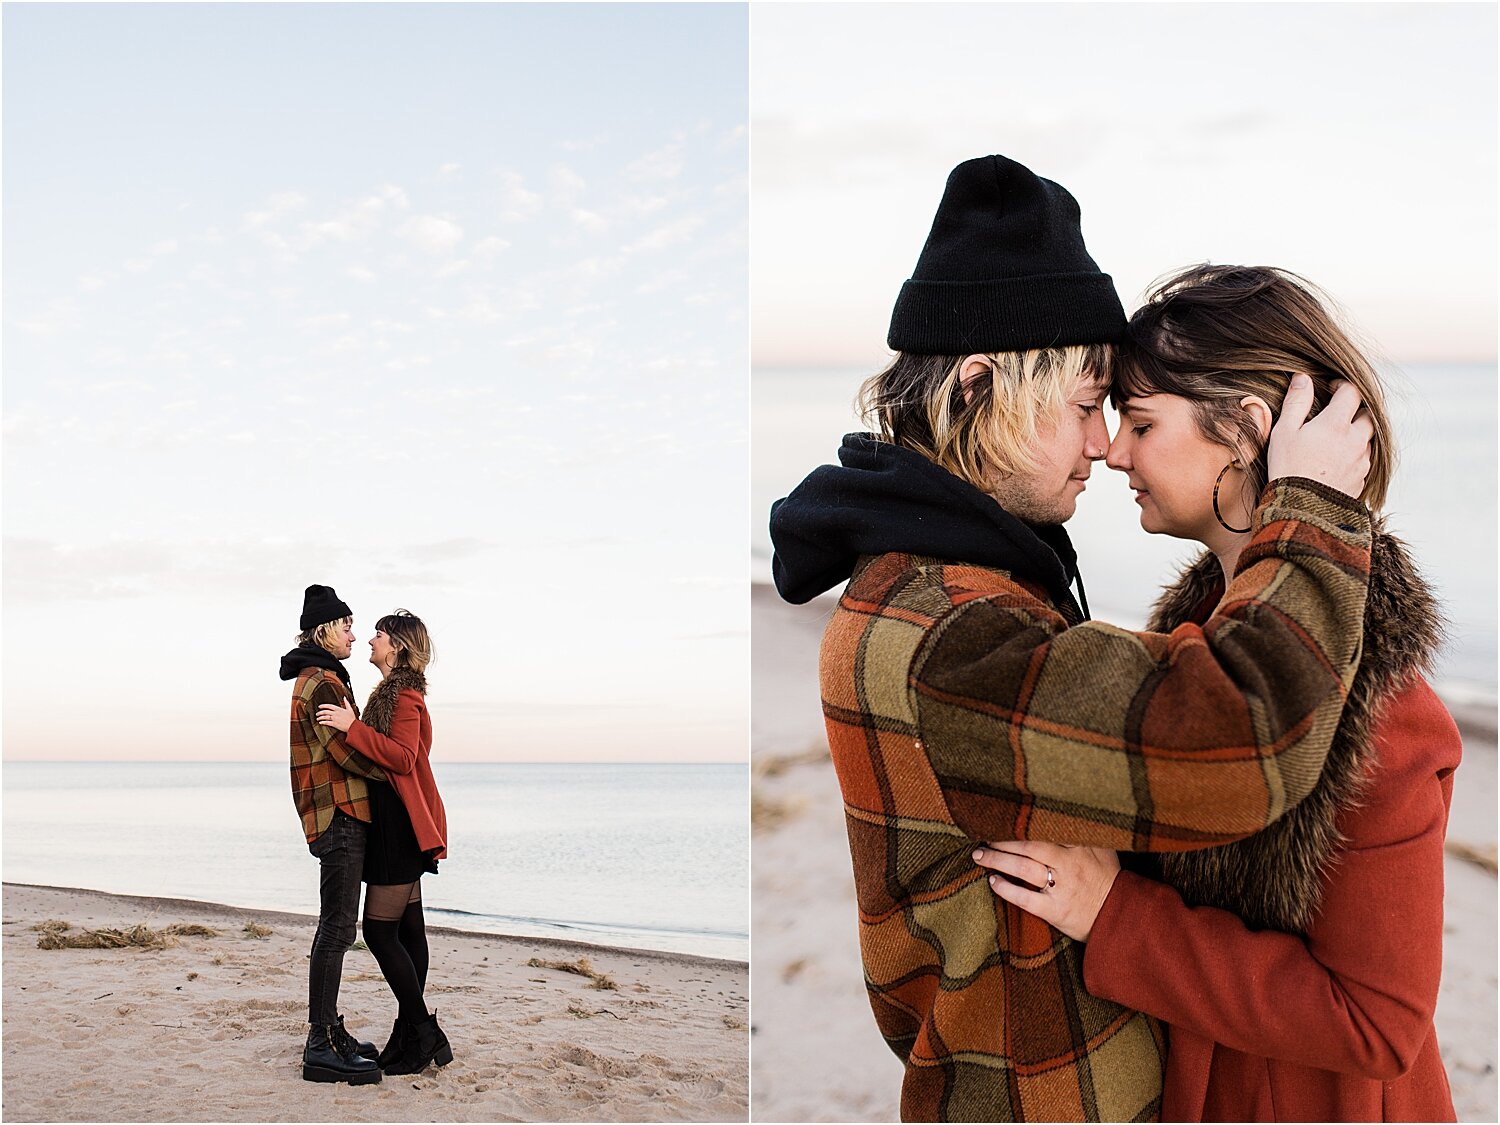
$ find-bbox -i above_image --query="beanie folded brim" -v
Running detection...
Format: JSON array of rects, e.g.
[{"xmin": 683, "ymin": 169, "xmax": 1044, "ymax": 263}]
[{"xmin": 888, "ymin": 272, "xmax": 1127, "ymax": 354}]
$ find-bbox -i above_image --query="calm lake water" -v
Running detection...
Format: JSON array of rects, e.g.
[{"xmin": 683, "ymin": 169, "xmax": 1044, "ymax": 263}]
[
  {"xmin": 755, "ymin": 363, "xmax": 1498, "ymax": 706},
  {"xmin": 3, "ymin": 761, "xmax": 747, "ymax": 961}
]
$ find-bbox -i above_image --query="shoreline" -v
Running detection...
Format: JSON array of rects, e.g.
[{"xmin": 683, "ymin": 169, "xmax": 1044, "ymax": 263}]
[
  {"xmin": 3, "ymin": 883, "xmax": 748, "ymax": 1122},
  {"xmin": 2, "ymin": 882, "xmax": 746, "ymax": 968}
]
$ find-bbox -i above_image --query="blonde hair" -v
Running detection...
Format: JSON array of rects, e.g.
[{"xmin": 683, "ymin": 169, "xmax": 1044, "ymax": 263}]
[
  {"xmin": 376, "ymin": 609, "xmax": 433, "ymax": 677},
  {"xmin": 296, "ymin": 616, "xmax": 353, "ymax": 653},
  {"xmin": 858, "ymin": 344, "xmax": 1112, "ymax": 490},
  {"xmin": 1119, "ymin": 264, "xmax": 1394, "ymax": 509}
]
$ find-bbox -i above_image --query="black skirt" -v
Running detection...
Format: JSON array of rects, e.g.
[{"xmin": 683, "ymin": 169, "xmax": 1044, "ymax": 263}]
[{"xmin": 363, "ymin": 779, "xmax": 438, "ymax": 885}]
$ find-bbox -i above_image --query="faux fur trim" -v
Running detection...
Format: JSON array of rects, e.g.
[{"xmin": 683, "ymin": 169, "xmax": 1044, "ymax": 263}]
[
  {"xmin": 361, "ymin": 666, "xmax": 427, "ymax": 737},
  {"xmin": 1146, "ymin": 524, "xmax": 1445, "ymax": 934}
]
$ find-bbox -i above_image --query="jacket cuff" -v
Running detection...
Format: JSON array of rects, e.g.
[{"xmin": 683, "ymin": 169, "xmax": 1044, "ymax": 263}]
[
  {"xmin": 1258, "ymin": 476, "xmax": 1372, "ymax": 542},
  {"xmin": 1082, "ymin": 870, "xmax": 1158, "ymax": 1006}
]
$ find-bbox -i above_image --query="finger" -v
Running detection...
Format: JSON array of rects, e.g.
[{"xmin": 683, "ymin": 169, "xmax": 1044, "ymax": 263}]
[
  {"xmin": 988, "ymin": 873, "xmax": 1053, "ymax": 917},
  {"xmin": 1322, "ymin": 379, "xmax": 1365, "ymax": 423},
  {"xmin": 975, "ymin": 848, "xmax": 1052, "ymax": 891},
  {"xmin": 1277, "ymin": 372, "xmax": 1315, "ymax": 428},
  {"xmin": 979, "ymin": 840, "xmax": 1064, "ymax": 864}
]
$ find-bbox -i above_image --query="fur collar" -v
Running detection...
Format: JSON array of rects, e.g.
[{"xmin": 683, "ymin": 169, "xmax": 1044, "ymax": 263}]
[
  {"xmin": 362, "ymin": 666, "xmax": 427, "ymax": 736},
  {"xmin": 1145, "ymin": 524, "xmax": 1444, "ymax": 934}
]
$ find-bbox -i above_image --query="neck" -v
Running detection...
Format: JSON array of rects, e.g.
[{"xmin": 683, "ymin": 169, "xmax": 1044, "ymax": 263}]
[{"xmin": 1208, "ymin": 530, "xmax": 1254, "ymax": 586}]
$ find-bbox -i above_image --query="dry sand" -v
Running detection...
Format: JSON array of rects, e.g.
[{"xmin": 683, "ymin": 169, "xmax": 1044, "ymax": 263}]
[
  {"xmin": 2, "ymin": 884, "xmax": 747, "ymax": 1122},
  {"xmin": 751, "ymin": 583, "xmax": 1498, "ymax": 1123}
]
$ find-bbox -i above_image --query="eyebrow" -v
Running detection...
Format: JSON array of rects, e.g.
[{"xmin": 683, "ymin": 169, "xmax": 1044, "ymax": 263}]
[{"xmin": 1116, "ymin": 400, "xmax": 1155, "ymax": 416}]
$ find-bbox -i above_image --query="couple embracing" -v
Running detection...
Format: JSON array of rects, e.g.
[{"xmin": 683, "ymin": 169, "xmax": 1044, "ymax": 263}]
[
  {"xmin": 278, "ymin": 585, "xmax": 451, "ymax": 1085},
  {"xmin": 771, "ymin": 156, "xmax": 1459, "ymax": 1121}
]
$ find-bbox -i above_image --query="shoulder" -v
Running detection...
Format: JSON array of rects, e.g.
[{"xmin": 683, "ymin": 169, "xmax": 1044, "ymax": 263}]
[
  {"xmin": 395, "ymin": 688, "xmax": 428, "ymax": 713},
  {"xmin": 847, "ymin": 552, "xmax": 1055, "ymax": 619},
  {"xmin": 296, "ymin": 668, "xmax": 345, "ymax": 702},
  {"xmin": 1369, "ymin": 676, "xmax": 1463, "ymax": 780}
]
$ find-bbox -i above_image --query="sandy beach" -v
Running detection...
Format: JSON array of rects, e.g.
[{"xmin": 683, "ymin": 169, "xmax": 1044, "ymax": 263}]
[
  {"xmin": 2, "ymin": 884, "xmax": 747, "ymax": 1123},
  {"xmin": 751, "ymin": 583, "xmax": 1499, "ymax": 1123}
]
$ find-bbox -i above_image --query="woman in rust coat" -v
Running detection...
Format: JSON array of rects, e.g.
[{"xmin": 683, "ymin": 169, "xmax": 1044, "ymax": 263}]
[
  {"xmin": 974, "ymin": 265, "xmax": 1459, "ymax": 1122},
  {"xmin": 318, "ymin": 609, "xmax": 451, "ymax": 1076}
]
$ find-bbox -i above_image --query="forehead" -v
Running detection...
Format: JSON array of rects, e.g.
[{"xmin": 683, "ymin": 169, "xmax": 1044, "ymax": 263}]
[{"xmin": 1074, "ymin": 369, "xmax": 1110, "ymax": 395}]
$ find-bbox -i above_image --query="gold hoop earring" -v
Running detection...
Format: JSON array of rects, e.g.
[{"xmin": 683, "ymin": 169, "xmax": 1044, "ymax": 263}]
[{"xmin": 1213, "ymin": 461, "xmax": 1252, "ymax": 534}]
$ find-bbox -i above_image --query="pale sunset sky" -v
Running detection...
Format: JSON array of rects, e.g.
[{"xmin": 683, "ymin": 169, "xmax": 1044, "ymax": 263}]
[
  {"xmin": 4, "ymin": 3, "xmax": 749, "ymax": 763},
  {"xmin": 752, "ymin": 2, "xmax": 1497, "ymax": 368}
]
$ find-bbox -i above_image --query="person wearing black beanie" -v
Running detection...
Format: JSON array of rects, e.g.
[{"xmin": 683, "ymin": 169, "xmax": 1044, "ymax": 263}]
[
  {"xmin": 767, "ymin": 154, "xmax": 1381, "ymax": 1121},
  {"xmin": 278, "ymin": 584, "xmax": 386, "ymax": 1085}
]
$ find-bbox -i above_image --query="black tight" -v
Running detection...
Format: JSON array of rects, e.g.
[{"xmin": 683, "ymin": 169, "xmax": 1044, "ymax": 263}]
[{"xmin": 363, "ymin": 881, "xmax": 429, "ymax": 1022}]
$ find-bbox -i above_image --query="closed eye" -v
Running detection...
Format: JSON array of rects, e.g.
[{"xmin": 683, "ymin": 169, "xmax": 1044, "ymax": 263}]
[{"xmin": 1132, "ymin": 424, "xmax": 1151, "ymax": 436}]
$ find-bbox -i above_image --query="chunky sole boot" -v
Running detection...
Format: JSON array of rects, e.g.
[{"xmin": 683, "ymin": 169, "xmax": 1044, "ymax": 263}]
[
  {"xmin": 303, "ymin": 1023, "xmax": 382, "ymax": 1084},
  {"xmin": 336, "ymin": 1014, "xmax": 377, "ymax": 1061}
]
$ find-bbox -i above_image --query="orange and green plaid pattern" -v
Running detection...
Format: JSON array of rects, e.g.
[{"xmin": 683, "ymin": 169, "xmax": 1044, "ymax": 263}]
[
  {"xmin": 820, "ymin": 478, "xmax": 1372, "ymax": 1121},
  {"xmin": 289, "ymin": 668, "xmax": 387, "ymax": 843}
]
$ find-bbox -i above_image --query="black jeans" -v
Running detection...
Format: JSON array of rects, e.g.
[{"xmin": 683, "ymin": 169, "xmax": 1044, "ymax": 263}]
[{"xmin": 307, "ymin": 810, "xmax": 367, "ymax": 1026}]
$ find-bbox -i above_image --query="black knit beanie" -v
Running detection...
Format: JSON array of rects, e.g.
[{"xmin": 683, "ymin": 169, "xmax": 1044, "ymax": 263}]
[
  {"xmin": 299, "ymin": 584, "xmax": 352, "ymax": 631},
  {"xmin": 887, "ymin": 154, "xmax": 1126, "ymax": 354}
]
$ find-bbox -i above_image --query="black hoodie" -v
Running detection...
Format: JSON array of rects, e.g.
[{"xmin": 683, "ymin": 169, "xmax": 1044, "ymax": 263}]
[
  {"xmin": 278, "ymin": 643, "xmax": 354, "ymax": 694},
  {"xmin": 769, "ymin": 433, "xmax": 1087, "ymax": 619}
]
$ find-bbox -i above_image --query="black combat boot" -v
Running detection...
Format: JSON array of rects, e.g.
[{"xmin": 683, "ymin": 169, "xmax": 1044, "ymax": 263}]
[
  {"xmin": 302, "ymin": 1022, "xmax": 381, "ymax": 1084},
  {"xmin": 334, "ymin": 1014, "xmax": 378, "ymax": 1061}
]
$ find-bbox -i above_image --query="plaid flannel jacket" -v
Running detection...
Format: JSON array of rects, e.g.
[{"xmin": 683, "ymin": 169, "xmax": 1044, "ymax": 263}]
[
  {"xmin": 819, "ymin": 478, "xmax": 1373, "ymax": 1122},
  {"xmin": 289, "ymin": 667, "xmax": 387, "ymax": 843}
]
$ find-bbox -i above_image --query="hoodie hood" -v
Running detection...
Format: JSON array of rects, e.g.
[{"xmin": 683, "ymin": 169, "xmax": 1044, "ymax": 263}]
[
  {"xmin": 278, "ymin": 643, "xmax": 353, "ymax": 693},
  {"xmin": 769, "ymin": 432, "xmax": 1083, "ymax": 613}
]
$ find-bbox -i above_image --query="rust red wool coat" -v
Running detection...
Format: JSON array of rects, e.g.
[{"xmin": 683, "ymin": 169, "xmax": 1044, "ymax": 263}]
[
  {"xmin": 347, "ymin": 667, "xmax": 447, "ymax": 860},
  {"xmin": 816, "ymin": 478, "xmax": 1373, "ymax": 1122},
  {"xmin": 1084, "ymin": 531, "xmax": 1458, "ymax": 1122},
  {"xmin": 288, "ymin": 665, "xmax": 386, "ymax": 843}
]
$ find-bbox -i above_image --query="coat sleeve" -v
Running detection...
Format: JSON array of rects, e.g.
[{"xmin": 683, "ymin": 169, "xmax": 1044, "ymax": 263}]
[
  {"xmin": 909, "ymin": 477, "xmax": 1372, "ymax": 850},
  {"xmin": 345, "ymin": 690, "xmax": 423, "ymax": 775},
  {"xmin": 304, "ymin": 679, "xmax": 386, "ymax": 781},
  {"xmin": 1081, "ymin": 681, "xmax": 1459, "ymax": 1077}
]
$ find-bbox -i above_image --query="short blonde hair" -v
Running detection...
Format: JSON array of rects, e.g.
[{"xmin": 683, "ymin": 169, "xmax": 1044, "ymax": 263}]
[
  {"xmin": 296, "ymin": 616, "xmax": 353, "ymax": 653},
  {"xmin": 858, "ymin": 344, "xmax": 1112, "ymax": 490}
]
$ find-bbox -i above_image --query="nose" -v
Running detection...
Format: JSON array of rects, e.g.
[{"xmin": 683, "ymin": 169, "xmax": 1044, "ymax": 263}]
[
  {"xmin": 1105, "ymin": 426, "xmax": 1131, "ymax": 472},
  {"xmin": 1086, "ymin": 411, "xmax": 1110, "ymax": 461}
]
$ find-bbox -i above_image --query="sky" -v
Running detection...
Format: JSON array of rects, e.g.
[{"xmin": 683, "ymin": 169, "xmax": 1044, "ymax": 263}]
[
  {"xmin": 752, "ymin": 2, "xmax": 1497, "ymax": 367},
  {"xmin": 4, "ymin": 3, "xmax": 749, "ymax": 763}
]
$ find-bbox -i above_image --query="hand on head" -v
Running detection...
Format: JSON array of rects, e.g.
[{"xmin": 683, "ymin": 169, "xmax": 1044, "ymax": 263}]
[{"xmin": 1266, "ymin": 375, "xmax": 1374, "ymax": 501}]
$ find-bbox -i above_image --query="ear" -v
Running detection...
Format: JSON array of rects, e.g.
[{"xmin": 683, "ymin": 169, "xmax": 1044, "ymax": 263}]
[
  {"xmin": 958, "ymin": 355, "xmax": 992, "ymax": 406},
  {"xmin": 1237, "ymin": 394, "xmax": 1274, "ymax": 456}
]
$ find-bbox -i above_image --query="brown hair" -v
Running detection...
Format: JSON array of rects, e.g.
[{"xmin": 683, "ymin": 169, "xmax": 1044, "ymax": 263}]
[
  {"xmin": 376, "ymin": 609, "xmax": 434, "ymax": 676},
  {"xmin": 1117, "ymin": 264, "xmax": 1393, "ymax": 509},
  {"xmin": 858, "ymin": 344, "xmax": 1112, "ymax": 490}
]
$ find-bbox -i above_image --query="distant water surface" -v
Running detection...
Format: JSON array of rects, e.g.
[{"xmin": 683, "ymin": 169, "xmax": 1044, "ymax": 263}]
[
  {"xmin": 755, "ymin": 363, "xmax": 1497, "ymax": 704},
  {"xmin": 3, "ymin": 761, "xmax": 747, "ymax": 961}
]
